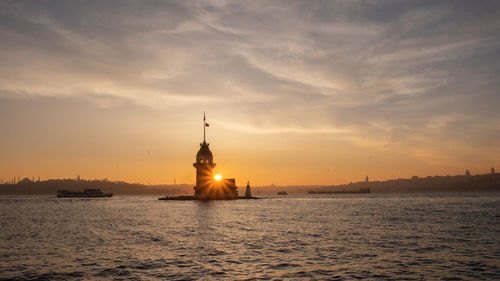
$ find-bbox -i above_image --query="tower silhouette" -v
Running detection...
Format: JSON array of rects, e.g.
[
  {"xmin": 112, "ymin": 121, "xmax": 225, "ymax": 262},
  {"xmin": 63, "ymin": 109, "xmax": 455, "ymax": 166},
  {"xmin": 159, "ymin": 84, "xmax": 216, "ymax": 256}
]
[
  {"xmin": 192, "ymin": 113, "xmax": 238, "ymax": 199},
  {"xmin": 245, "ymin": 181, "xmax": 252, "ymax": 198},
  {"xmin": 193, "ymin": 139, "xmax": 216, "ymax": 198}
]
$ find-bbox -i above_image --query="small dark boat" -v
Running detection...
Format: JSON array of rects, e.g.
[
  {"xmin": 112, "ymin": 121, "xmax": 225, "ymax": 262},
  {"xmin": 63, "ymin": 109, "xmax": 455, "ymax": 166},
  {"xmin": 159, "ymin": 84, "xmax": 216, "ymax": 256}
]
[
  {"xmin": 57, "ymin": 189, "xmax": 113, "ymax": 198},
  {"xmin": 277, "ymin": 191, "xmax": 288, "ymax": 195}
]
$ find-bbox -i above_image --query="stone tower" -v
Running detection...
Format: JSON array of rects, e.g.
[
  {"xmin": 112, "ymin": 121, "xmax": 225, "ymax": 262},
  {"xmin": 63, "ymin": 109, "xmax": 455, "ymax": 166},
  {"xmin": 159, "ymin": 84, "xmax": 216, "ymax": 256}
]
[
  {"xmin": 193, "ymin": 113, "xmax": 215, "ymax": 199},
  {"xmin": 193, "ymin": 140, "xmax": 216, "ymax": 198},
  {"xmin": 192, "ymin": 113, "xmax": 238, "ymax": 199}
]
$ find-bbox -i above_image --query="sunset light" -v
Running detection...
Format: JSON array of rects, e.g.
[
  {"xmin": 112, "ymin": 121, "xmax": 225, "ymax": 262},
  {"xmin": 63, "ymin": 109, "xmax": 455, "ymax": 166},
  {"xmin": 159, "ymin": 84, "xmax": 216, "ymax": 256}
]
[{"xmin": 1, "ymin": 2, "xmax": 499, "ymax": 280}]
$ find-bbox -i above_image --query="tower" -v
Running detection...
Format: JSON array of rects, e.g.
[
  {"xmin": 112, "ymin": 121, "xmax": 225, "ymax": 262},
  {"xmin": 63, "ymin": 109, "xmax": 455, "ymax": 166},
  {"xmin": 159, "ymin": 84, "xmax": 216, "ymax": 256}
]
[
  {"xmin": 193, "ymin": 139, "xmax": 216, "ymax": 198},
  {"xmin": 193, "ymin": 113, "xmax": 216, "ymax": 199},
  {"xmin": 192, "ymin": 113, "xmax": 238, "ymax": 199},
  {"xmin": 245, "ymin": 181, "xmax": 252, "ymax": 198}
]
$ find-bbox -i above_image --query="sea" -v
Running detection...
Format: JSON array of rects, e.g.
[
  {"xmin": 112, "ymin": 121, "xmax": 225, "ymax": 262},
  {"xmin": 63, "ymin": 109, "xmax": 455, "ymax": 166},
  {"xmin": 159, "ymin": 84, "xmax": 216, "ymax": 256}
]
[{"xmin": 1, "ymin": 193, "xmax": 499, "ymax": 280}]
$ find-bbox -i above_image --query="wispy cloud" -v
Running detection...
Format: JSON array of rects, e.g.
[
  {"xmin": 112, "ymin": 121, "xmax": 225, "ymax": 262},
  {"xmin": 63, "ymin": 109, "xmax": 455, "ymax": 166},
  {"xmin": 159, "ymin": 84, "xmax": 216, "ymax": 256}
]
[{"xmin": 1, "ymin": 0, "xmax": 499, "ymax": 176}]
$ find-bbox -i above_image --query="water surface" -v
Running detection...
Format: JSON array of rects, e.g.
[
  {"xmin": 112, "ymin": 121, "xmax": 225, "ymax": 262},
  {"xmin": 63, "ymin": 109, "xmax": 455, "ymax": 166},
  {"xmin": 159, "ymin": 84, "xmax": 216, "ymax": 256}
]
[{"xmin": 1, "ymin": 193, "xmax": 499, "ymax": 280}]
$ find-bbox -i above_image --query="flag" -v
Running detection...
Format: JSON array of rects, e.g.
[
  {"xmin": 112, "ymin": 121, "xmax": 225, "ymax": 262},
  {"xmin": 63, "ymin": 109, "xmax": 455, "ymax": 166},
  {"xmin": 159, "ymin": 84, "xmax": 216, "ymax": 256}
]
[{"xmin": 205, "ymin": 122, "xmax": 209, "ymax": 127}]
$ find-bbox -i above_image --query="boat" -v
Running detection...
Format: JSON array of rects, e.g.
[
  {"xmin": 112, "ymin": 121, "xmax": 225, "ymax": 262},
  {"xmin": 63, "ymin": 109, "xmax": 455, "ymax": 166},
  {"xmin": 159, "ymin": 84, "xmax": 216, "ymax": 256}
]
[
  {"xmin": 277, "ymin": 191, "xmax": 288, "ymax": 195},
  {"xmin": 308, "ymin": 188, "xmax": 371, "ymax": 194},
  {"xmin": 57, "ymin": 189, "xmax": 113, "ymax": 198}
]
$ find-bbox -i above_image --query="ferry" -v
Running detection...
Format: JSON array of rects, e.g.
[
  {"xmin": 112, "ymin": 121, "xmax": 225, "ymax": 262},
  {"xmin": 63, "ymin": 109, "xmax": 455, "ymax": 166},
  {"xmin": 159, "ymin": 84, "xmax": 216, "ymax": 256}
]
[{"xmin": 57, "ymin": 189, "xmax": 113, "ymax": 198}]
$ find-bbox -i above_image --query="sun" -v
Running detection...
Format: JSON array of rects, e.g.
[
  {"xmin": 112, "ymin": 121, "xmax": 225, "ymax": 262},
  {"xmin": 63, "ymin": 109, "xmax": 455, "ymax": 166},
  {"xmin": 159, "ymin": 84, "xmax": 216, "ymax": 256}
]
[{"xmin": 214, "ymin": 174, "xmax": 222, "ymax": 181}]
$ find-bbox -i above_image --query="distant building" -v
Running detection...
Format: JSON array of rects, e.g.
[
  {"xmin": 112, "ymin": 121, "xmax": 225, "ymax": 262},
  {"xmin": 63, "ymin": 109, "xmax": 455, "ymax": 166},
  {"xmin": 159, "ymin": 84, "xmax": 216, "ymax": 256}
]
[
  {"xmin": 18, "ymin": 178, "xmax": 33, "ymax": 184},
  {"xmin": 465, "ymin": 169, "xmax": 471, "ymax": 176}
]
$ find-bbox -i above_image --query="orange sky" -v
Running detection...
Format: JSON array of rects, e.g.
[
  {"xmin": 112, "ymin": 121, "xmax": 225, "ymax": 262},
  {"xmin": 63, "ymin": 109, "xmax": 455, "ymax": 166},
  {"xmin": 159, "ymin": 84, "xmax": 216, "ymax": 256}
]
[
  {"xmin": 0, "ymin": 98, "xmax": 497, "ymax": 186},
  {"xmin": 1, "ymin": 1, "xmax": 499, "ymax": 185}
]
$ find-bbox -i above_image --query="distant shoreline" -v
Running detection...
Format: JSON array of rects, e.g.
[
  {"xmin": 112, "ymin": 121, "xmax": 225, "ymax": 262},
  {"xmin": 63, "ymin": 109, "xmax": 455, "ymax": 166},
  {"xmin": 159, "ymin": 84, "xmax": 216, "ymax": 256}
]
[{"xmin": 0, "ymin": 172, "xmax": 498, "ymax": 195}]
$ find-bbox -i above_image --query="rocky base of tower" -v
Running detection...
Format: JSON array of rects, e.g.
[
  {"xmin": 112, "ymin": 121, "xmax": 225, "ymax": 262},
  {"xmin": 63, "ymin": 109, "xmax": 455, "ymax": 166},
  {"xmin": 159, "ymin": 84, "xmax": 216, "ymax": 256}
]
[{"xmin": 158, "ymin": 195, "xmax": 259, "ymax": 201}]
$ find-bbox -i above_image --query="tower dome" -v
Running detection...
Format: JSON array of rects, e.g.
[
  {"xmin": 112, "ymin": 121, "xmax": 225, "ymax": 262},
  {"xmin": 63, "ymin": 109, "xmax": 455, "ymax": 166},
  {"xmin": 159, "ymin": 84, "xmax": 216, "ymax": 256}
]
[{"xmin": 196, "ymin": 141, "xmax": 213, "ymax": 164}]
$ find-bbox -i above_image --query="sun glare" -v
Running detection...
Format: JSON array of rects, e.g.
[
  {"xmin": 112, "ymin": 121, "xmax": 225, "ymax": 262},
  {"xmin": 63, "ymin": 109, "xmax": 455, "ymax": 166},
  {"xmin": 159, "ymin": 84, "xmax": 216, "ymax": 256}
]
[{"xmin": 214, "ymin": 174, "xmax": 222, "ymax": 181}]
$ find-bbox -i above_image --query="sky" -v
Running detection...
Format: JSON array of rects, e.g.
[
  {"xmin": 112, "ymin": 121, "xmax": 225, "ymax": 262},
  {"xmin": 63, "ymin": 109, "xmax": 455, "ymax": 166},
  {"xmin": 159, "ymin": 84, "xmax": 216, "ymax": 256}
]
[{"xmin": 1, "ymin": 0, "xmax": 499, "ymax": 186}]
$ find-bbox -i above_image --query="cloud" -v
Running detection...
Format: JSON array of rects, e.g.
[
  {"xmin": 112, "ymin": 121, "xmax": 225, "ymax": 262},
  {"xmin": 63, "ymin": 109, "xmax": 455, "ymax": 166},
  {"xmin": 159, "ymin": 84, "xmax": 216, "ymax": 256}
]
[{"xmin": 0, "ymin": 0, "xmax": 499, "ymax": 167}]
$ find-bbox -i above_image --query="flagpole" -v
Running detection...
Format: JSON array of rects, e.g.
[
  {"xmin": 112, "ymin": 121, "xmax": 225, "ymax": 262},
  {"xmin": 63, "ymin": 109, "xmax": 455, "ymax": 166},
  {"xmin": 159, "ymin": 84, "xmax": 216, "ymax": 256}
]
[{"xmin": 203, "ymin": 112, "xmax": 206, "ymax": 143}]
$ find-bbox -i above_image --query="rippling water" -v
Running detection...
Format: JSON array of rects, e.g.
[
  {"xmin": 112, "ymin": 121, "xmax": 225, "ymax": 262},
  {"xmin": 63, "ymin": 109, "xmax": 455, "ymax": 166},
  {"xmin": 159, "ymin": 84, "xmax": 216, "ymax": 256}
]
[{"xmin": 1, "ymin": 193, "xmax": 499, "ymax": 280}]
